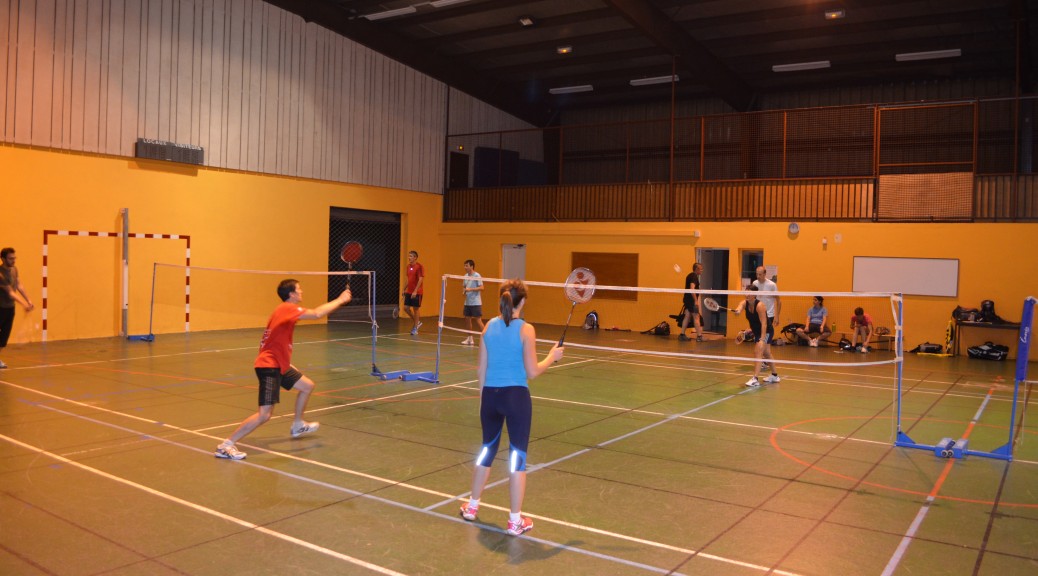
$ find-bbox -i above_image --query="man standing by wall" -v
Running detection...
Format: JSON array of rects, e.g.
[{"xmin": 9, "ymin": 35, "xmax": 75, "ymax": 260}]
[{"xmin": 0, "ymin": 247, "xmax": 34, "ymax": 368}]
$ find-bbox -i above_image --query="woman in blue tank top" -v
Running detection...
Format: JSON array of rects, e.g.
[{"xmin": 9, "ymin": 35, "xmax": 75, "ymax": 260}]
[{"xmin": 459, "ymin": 279, "xmax": 564, "ymax": 536}]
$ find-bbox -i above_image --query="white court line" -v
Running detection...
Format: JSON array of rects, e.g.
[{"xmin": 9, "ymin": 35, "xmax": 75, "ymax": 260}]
[
  {"xmin": 18, "ymin": 398, "xmax": 710, "ymax": 576},
  {"xmin": 0, "ymin": 432, "xmax": 408, "ymax": 576},
  {"xmin": 5, "ymin": 377, "xmax": 801, "ymax": 576},
  {"xmin": 6, "ymin": 334, "xmax": 376, "ymax": 371}
]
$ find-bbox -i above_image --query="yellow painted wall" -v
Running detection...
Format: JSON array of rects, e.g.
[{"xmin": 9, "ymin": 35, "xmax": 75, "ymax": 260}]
[
  {"xmin": 6, "ymin": 143, "xmax": 1037, "ymax": 362},
  {"xmin": 1, "ymin": 145, "xmax": 442, "ymax": 343},
  {"xmin": 440, "ymin": 221, "xmax": 1038, "ymax": 359}
]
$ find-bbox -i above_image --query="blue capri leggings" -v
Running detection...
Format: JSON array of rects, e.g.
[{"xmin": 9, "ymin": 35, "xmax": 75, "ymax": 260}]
[{"xmin": 475, "ymin": 386, "xmax": 532, "ymax": 472}]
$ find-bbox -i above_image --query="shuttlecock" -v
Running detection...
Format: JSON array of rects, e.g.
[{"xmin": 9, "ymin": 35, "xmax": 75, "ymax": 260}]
[{"xmin": 673, "ymin": 264, "xmax": 682, "ymax": 274}]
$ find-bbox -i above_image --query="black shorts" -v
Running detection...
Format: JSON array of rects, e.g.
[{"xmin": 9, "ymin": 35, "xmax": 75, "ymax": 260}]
[
  {"xmin": 255, "ymin": 367, "xmax": 304, "ymax": 406},
  {"xmin": 463, "ymin": 305, "xmax": 482, "ymax": 318},
  {"xmin": 752, "ymin": 318, "xmax": 775, "ymax": 343},
  {"xmin": 682, "ymin": 294, "xmax": 698, "ymax": 312},
  {"xmin": 404, "ymin": 293, "xmax": 423, "ymax": 308},
  {"xmin": 808, "ymin": 323, "xmax": 830, "ymax": 334}
]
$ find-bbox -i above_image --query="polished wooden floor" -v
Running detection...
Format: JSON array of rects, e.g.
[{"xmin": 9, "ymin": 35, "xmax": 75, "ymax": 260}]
[{"xmin": 0, "ymin": 320, "xmax": 1035, "ymax": 575}]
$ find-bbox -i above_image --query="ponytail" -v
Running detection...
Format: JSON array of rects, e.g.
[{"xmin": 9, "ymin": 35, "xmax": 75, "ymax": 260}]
[{"xmin": 499, "ymin": 279, "xmax": 528, "ymax": 326}]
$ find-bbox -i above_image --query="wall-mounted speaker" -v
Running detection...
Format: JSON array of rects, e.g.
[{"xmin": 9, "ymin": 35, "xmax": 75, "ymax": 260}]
[{"xmin": 135, "ymin": 138, "xmax": 204, "ymax": 165}]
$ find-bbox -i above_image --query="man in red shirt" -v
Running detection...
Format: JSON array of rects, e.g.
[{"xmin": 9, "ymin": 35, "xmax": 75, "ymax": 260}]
[
  {"xmin": 850, "ymin": 307, "xmax": 874, "ymax": 352},
  {"xmin": 215, "ymin": 279, "xmax": 352, "ymax": 460},
  {"xmin": 404, "ymin": 250, "xmax": 425, "ymax": 335}
]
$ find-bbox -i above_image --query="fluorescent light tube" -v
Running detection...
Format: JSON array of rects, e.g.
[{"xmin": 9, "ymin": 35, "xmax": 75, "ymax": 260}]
[
  {"xmin": 549, "ymin": 85, "xmax": 594, "ymax": 95},
  {"xmin": 363, "ymin": 6, "xmax": 417, "ymax": 21},
  {"xmin": 895, "ymin": 49, "xmax": 961, "ymax": 62},
  {"xmin": 772, "ymin": 60, "xmax": 831, "ymax": 72},
  {"xmin": 430, "ymin": 0, "xmax": 470, "ymax": 7},
  {"xmin": 630, "ymin": 75, "xmax": 679, "ymax": 87}
]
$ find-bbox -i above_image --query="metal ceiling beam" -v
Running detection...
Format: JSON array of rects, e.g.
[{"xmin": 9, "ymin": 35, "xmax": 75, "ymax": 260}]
[
  {"xmin": 261, "ymin": 0, "xmax": 554, "ymax": 126},
  {"xmin": 602, "ymin": 0, "xmax": 754, "ymax": 111}
]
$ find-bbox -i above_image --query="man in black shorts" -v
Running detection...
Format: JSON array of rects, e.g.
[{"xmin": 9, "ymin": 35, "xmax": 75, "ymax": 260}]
[
  {"xmin": 678, "ymin": 262, "xmax": 704, "ymax": 342},
  {"xmin": 215, "ymin": 279, "xmax": 351, "ymax": 460},
  {"xmin": 404, "ymin": 250, "xmax": 425, "ymax": 335}
]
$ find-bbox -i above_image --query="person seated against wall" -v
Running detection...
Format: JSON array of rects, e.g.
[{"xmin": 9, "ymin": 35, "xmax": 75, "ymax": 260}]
[
  {"xmin": 850, "ymin": 306, "xmax": 874, "ymax": 353},
  {"xmin": 795, "ymin": 296, "xmax": 831, "ymax": 347}
]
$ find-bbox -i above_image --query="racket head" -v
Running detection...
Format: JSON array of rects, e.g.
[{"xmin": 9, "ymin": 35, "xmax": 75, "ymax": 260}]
[
  {"xmin": 563, "ymin": 267, "xmax": 596, "ymax": 304},
  {"xmin": 340, "ymin": 241, "xmax": 363, "ymax": 265},
  {"xmin": 702, "ymin": 297, "xmax": 722, "ymax": 312}
]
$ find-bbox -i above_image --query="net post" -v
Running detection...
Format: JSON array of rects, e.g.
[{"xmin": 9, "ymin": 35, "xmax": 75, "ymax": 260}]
[
  {"xmin": 127, "ymin": 262, "xmax": 156, "ymax": 342},
  {"xmin": 991, "ymin": 296, "xmax": 1035, "ymax": 459},
  {"xmin": 370, "ymin": 271, "xmax": 378, "ymax": 375}
]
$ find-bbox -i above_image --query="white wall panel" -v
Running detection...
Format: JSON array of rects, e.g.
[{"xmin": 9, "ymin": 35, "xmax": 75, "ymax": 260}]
[{"xmin": 0, "ymin": 0, "xmax": 536, "ymax": 193}]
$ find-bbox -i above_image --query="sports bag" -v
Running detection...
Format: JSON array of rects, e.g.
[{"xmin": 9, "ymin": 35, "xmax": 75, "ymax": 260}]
[
  {"xmin": 582, "ymin": 310, "xmax": 599, "ymax": 330},
  {"xmin": 967, "ymin": 341, "xmax": 1009, "ymax": 361},
  {"xmin": 642, "ymin": 321, "xmax": 670, "ymax": 336},
  {"xmin": 910, "ymin": 342, "xmax": 944, "ymax": 354}
]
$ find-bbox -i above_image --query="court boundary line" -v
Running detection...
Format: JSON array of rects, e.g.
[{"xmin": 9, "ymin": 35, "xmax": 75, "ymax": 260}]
[
  {"xmin": 1, "ymin": 377, "xmax": 803, "ymax": 575},
  {"xmin": 13, "ymin": 391, "xmax": 790, "ymax": 576},
  {"xmin": 0, "ymin": 432, "xmax": 407, "ymax": 576}
]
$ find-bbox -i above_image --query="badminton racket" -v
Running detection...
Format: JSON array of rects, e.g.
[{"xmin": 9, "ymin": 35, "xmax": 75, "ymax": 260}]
[
  {"xmin": 558, "ymin": 267, "xmax": 596, "ymax": 345},
  {"xmin": 340, "ymin": 241, "xmax": 363, "ymax": 291},
  {"xmin": 701, "ymin": 297, "xmax": 731, "ymax": 312}
]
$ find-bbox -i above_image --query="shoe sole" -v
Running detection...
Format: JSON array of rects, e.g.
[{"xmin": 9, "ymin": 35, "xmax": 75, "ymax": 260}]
[{"xmin": 507, "ymin": 525, "xmax": 533, "ymax": 536}]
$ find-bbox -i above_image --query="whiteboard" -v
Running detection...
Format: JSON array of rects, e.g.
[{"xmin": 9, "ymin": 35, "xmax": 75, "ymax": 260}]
[{"xmin": 852, "ymin": 257, "xmax": 958, "ymax": 297}]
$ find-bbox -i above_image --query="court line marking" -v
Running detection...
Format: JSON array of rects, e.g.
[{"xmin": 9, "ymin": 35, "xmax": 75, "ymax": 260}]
[
  {"xmin": 881, "ymin": 386, "xmax": 999, "ymax": 576},
  {"xmin": 0, "ymin": 432, "xmax": 408, "ymax": 576},
  {"xmin": 2, "ymin": 377, "xmax": 801, "ymax": 575},
  {"xmin": 18, "ymin": 400, "xmax": 715, "ymax": 576},
  {"xmin": 6, "ymin": 338, "xmax": 1028, "ymax": 571}
]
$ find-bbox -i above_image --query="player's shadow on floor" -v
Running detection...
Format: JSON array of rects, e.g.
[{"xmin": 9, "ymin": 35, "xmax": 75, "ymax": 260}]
[{"xmin": 476, "ymin": 528, "xmax": 587, "ymax": 563}]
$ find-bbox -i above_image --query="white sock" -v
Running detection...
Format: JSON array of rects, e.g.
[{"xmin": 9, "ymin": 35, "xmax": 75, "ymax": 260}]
[
  {"xmin": 468, "ymin": 498, "xmax": 479, "ymax": 508},
  {"xmin": 509, "ymin": 512, "xmax": 521, "ymax": 523}
]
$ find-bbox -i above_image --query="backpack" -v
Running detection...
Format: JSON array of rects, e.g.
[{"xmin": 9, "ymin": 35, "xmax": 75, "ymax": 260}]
[
  {"xmin": 910, "ymin": 342, "xmax": 944, "ymax": 354},
  {"xmin": 781, "ymin": 322, "xmax": 806, "ymax": 344},
  {"xmin": 838, "ymin": 337, "xmax": 854, "ymax": 351},
  {"xmin": 979, "ymin": 300, "xmax": 1005, "ymax": 323},
  {"xmin": 642, "ymin": 321, "xmax": 671, "ymax": 336},
  {"xmin": 582, "ymin": 310, "xmax": 599, "ymax": 330},
  {"xmin": 967, "ymin": 341, "xmax": 1009, "ymax": 360}
]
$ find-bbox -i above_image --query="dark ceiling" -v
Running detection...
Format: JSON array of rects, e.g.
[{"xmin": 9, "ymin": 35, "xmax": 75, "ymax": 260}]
[{"xmin": 265, "ymin": 0, "xmax": 1037, "ymax": 126}]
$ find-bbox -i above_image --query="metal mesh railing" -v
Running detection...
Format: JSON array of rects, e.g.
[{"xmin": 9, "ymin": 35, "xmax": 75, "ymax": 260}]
[{"xmin": 445, "ymin": 96, "xmax": 1038, "ymax": 222}]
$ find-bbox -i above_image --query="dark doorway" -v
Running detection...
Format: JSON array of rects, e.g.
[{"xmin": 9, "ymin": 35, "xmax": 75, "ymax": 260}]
[
  {"xmin": 329, "ymin": 208, "xmax": 401, "ymax": 319},
  {"xmin": 448, "ymin": 152, "xmax": 469, "ymax": 189}
]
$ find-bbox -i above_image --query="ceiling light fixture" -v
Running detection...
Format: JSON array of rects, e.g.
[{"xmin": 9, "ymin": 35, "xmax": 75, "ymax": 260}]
[
  {"xmin": 363, "ymin": 6, "xmax": 417, "ymax": 21},
  {"xmin": 429, "ymin": 0, "xmax": 470, "ymax": 7},
  {"xmin": 549, "ymin": 84, "xmax": 594, "ymax": 95},
  {"xmin": 556, "ymin": 45, "xmax": 573, "ymax": 55},
  {"xmin": 772, "ymin": 60, "xmax": 831, "ymax": 72},
  {"xmin": 824, "ymin": 9, "xmax": 845, "ymax": 20},
  {"xmin": 518, "ymin": 16, "xmax": 535, "ymax": 27},
  {"xmin": 895, "ymin": 49, "xmax": 961, "ymax": 62},
  {"xmin": 630, "ymin": 74, "xmax": 679, "ymax": 86}
]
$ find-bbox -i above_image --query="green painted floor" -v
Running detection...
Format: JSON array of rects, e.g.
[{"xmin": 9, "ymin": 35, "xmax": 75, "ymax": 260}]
[{"xmin": 0, "ymin": 320, "xmax": 1035, "ymax": 575}]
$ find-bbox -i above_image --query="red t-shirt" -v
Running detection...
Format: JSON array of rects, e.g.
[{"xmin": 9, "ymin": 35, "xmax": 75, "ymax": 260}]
[
  {"xmin": 254, "ymin": 302, "xmax": 305, "ymax": 372},
  {"xmin": 406, "ymin": 262, "xmax": 425, "ymax": 294}
]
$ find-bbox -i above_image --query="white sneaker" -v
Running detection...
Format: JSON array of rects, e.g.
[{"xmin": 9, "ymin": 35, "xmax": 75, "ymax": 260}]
[
  {"xmin": 745, "ymin": 377, "xmax": 760, "ymax": 387},
  {"xmin": 290, "ymin": 421, "xmax": 320, "ymax": 438},
  {"xmin": 462, "ymin": 337, "xmax": 473, "ymax": 345},
  {"xmin": 764, "ymin": 374, "xmax": 781, "ymax": 383},
  {"xmin": 809, "ymin": 339, "xmax": 818, "ymax": 347},
  {"xmin": 0, "ymin": 359, "xmax": 7, "ymax": 369},
  {"xmin": 215, "ymin": 443, "xmax": 246, "ymax": 460}
]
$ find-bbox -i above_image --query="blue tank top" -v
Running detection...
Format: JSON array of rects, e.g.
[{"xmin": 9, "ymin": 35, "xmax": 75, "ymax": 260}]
[{"xmin": 483, "ymin": 316, "xmax": 528, "ymax": 388}]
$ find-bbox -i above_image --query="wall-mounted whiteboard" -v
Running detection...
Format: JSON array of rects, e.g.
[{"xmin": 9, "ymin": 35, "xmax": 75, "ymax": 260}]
[{"xmin": 852, "ymin": 257, "xmax": 959, "ymax": 297}]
